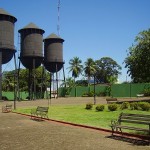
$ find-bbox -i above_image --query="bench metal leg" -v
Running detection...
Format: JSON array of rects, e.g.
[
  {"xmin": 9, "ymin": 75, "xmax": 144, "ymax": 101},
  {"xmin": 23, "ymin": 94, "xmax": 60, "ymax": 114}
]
[{"xmin": 111, "ymin": 126, "xmax": 115, "ymax": 136}]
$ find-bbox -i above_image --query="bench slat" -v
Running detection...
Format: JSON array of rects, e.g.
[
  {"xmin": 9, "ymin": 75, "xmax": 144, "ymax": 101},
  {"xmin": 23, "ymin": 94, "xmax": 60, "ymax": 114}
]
[
  {"xmin": 121, "ymin": 113, "xmax": 150, "ymax": 118},
  {"xmin": 106, "ymin": 98, "xmax": 118, "ymax": 104},
  {"xmin": 116, "ymin": 125, "xmax": 149, "ymax": 132},
  {"xmin": 120, "ymin": 119, "xmax": 150, "ymax": 125},
  {"xmin": 111, "ymin": 112, "xmax": 150, "ymax": 136},
  {"xmin": 31, "ymin": 106, "xmax": 49, "ymax": 120},
  {"xmin": 2, "ymin": 104, "xmax": 12, "ymax": 113},
  {"xmin": 120, "ymin": 115, "xmax": 150, "ymax": 121}
]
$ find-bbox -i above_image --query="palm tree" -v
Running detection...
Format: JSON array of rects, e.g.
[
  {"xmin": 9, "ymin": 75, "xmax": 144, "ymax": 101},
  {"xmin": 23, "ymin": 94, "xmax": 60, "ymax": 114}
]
[
  {"xmin": 84, "ymin": 58, "xmax": 96, "ymax": 84},
  {"xmin": 68, "ymin": 57, "xmax": 83, "ymax": 81},
  {"xmin": 60, "ymin": 77, "xmax": 75, "ymax": 88}
]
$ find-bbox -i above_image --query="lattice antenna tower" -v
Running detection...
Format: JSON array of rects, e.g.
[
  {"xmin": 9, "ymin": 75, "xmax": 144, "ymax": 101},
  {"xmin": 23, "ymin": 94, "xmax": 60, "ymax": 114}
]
[{"xmin": 57, "ymin": 0, "xmax": 61, "ymax": 36}]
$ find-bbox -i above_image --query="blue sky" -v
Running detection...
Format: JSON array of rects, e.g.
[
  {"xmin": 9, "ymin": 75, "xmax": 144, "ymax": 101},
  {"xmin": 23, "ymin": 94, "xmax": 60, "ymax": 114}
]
[{"xmin": 1, "ymin": 0, "xmax": 150, "ymax": 83}]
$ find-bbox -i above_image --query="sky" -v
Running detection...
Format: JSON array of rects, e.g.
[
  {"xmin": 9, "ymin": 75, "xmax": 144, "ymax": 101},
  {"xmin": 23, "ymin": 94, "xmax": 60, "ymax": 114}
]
[{"xmin": 1, "ymin": 0, "xmax": 150, "ymax": 83}]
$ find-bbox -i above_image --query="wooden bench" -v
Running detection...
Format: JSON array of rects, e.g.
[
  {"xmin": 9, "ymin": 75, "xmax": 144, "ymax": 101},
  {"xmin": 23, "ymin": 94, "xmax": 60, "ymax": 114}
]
[
  {"xmin": 110, "ymin": 113, "xmax": 150, "ymax": 136},
  {"xmin": 31, "ymin": 106, "xmax": 49, "ymax": 120},
  {"xmin": 2, "ymin": 104, "xmax": 12, "ymax": 113},
  {"xmin": 106, "ymin": 98, "xmax": 118, "ymax": 104}
]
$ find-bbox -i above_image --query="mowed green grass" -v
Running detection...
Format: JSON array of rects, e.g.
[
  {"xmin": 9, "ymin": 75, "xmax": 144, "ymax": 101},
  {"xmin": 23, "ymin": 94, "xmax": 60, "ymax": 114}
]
[{"xmin": 14, "ymin": 104, "xmax": 150, "ymax": 132}]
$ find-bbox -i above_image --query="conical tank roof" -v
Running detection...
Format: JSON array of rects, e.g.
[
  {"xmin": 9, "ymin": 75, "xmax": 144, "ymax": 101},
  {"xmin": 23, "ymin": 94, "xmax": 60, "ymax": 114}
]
[
  {"xmin": 0, "ymin": 8, "xmax": 17, "ymax": 22},
  {"xmin": 44, "ymin": 33, "xmax": 64, "ymax": 42},
  {"xmin": 18, "ymin": 22, "xmax": 45, "ymax": 34},
  {"xmin": 0, "ymin": 8, "xmax": 11, "ymax": 15}
]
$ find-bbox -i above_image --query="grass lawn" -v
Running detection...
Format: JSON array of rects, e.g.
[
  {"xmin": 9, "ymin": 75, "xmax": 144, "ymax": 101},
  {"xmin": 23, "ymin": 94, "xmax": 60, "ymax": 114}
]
[{"xmin": 14, "ymin": 104, "xmax": 150, "ymax": 135}]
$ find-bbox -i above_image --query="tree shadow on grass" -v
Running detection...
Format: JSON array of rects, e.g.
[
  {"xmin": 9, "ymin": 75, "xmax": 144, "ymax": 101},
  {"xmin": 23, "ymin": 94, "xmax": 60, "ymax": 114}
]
[{"xmin": 106, "ymin": 135, "xmax": 150, "ymax": 146}]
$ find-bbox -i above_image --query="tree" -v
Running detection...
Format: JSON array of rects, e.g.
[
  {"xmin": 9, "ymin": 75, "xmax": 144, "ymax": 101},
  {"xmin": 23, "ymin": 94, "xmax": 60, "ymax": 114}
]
[
  {"xmin": 18, "ymin": 69, "xmax": 28, "ymax": 91},
  {"xmin": 2, "ymin": 71, "xmax": 16, "ymax": 91},
  {"xmin": 60, "ymin": 77, "xmax": 76, "ymax": 88},
  {"xmin": 2, "ymin": 66, "xmax": 50, "ymax": 92},
  {"xmin": 124, "ymin": 29, "xmax": 150, "ymax": 83},
  {"xmin": 60, "ymin": 77, "xmax": 76, "ymax": 95},
  {"xmin": 68, "ymin": 57, "xmax": 83, "ymax": 80},
  {"xmin": 84, "ymin": 58, "xmax": 96, "ymax": 84},
  {"xmin": 95, "ymin": 57, "xmax": 122, "ymax": 83}
]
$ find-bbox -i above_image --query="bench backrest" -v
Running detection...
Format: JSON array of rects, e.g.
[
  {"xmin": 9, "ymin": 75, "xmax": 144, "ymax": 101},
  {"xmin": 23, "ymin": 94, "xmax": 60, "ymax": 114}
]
[
  {"xmin": 106, "ymin": 98, "xmax": 117, "ymax": 101},
  {"xmin": 6, "ymin": 104, "xmax": 12, "ymax": 108},
  {"xmin": 36, "ymin": 106, "xmax": 49, "ymax": 113},
  {"xmin": 118, "ymin": 113, "xmax": 150, "ymax": 125}
]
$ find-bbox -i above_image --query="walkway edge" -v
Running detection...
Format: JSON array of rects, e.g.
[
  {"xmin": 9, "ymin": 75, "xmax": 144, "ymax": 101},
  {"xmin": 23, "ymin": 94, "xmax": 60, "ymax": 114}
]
[{"xmin": 13, "ymin": 112, "xmax": 150, "ymax": 141}]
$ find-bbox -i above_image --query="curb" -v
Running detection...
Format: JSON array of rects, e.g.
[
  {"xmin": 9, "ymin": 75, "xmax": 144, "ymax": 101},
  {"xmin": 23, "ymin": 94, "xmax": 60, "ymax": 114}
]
[{"xmin": 13, "ymin": 112, "xmax": 150, "ymax": 141}]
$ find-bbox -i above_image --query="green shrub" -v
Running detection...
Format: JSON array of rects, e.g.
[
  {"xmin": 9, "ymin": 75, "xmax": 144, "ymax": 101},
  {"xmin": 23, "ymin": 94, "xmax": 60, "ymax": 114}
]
[
  {"xmin": 82, "ymin": 92, "xmax": 88, "ymax": 97},
  {"xmin": 83, "ymin": 91, "xmax": 94, "ymax": 97},
  {"xmin": 97, "ymin": 91, "xmax": 106, "ymax": 97},
  {"xmin": 96, "ymin": 104, "xmax": 105, "ymax": 111},
  {"xmin": 88, "ymin": 91, "xmax": 94, "ymax": 97},
  {"xmin": 130, "ymin": 102, "xmax": 139, "ymax": 110},
  {"xmin": 108, "ymin": 103, "xmax": 118, "ymax": 111},
  {"xmin": 138, "ymin": 102, "xmax": 150, "ymax": 111},
  {"xmin": 85, "ymin": 103, "xmax": 93, "ymax": 110},
  {"xmin": 143, "ymin": 88, "xmax": 150, "ymax": 96},
  {"xmin": 120, "ymin": 102, "xmax": 129, "ymax": 110}
]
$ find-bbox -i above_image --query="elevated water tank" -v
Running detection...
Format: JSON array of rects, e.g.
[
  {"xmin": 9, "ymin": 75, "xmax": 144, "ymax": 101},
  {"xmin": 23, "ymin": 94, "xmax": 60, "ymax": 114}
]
[
  {"xmin": 0, "ymin": 8, "xmax": 17, "ymax": 64},
  {"xmin": 43, "ymin": 33, "xmax": 64, "ymax": 73},
  {"xmin": 18, "ymin": 23, "xmax": 45, "ymax": 69}
]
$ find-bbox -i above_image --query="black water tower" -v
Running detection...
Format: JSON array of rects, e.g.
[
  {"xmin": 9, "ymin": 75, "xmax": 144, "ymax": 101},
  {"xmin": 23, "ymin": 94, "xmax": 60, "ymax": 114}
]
[
  {"xmin": 18, "ymin": 23, "xmax": 45, "ymax": 100},
  {"xmin": 18, "ymin": 22, "xmax": 45, "ymax": 69},
  {"xmin": 43, "ymin": 33, "xmax": 65, "ymax": 99},
  {"xmin": 43, "ymin": 33, "xmax": 64, "ymax": 73},
  {"xmin": 0, "ymin": 8, "xmax": 17, "ymax": 99}
]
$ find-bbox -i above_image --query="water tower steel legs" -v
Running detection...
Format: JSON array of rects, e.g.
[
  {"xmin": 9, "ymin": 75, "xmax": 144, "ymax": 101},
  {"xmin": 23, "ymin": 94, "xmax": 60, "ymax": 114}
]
[
  {"xmin": 33, "ymin": 58, "xmax": 36, "ymax": 100},
  {"xmin": 13, "ymin": 53, "xmax": 18, "ymax": 109},
  {"xmin": 56, "ymin": 63, "xmax": 58, "ymax": 98},
  {"xmin": 18, "ymin": 60, "xmax": 21, "ymax": 100},
  {"xmin": 0, "ymin": 52, "xmax": 2, "ymax": 100},
  {"xmin": 49, "ymin": 72, "xmax": 52, "ymax": 102},
  {"xmin": 63, "ymin": 64, "xmax": 66, "ymax": 88},
  {"xmin": 28, "ymin": 59, "xmax": 36, "ymax": 100},
  {"xmin": 29, "ymin": 69, "xmax": 32, "ymax": 100}
]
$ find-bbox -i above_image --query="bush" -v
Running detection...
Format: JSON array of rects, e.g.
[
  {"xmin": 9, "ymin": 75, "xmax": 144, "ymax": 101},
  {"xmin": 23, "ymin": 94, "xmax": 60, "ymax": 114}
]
[
  {"xmin": 96, "ymin": 104, "xmax": 105, "ymax": 111},
  {"xmin": 108, "ymin": 103, "xmax": 118, "ymax": 111},
  {"xmin": 97, "ymin": 91, "xmax": 106, "ymax": 97},
  {"xmin": 88, "ymin": 91, "xmax": 94, "ymax": 97},
  {"xmin": 138, "ymin": 102, "xmax": 150, "ymax": 111},
  {"xmin": 143, "ymin": 88, "xmax": 150, "ymax": 96},
  {"xmin": 120, "ymin": 102, "xmax": 129, "ymax": 110},
  {"xmin": 85, "ymin": 103, "xmax": 93, "ymax": 110},
  {"xmin": 82, "ymin": 91, "xmax": 94, "ymax": 97},
  {"xmin": 130, "ymin": 102, "xmax": 139, "ymax": 110},
  {"xmin": 82, "ymin": 92, "xmax": 88, "ymax": 97}
]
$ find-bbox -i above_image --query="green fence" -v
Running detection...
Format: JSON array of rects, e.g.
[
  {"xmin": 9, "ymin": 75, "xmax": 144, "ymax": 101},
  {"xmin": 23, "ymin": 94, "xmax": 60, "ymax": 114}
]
[
  {"xmin": 2, "ymin": 83, "xmax": 150, "ymax": 100},
  {"xmin": 2, "ymin": 92, "xmax": 29, "ymax": 100},
  {"xmin": 59, "ymin": 83, "xmax": 150, "ymax": 97},
  {"xmin": 59, "ymin": 85, "xmax": 109, "ymax": 97},
  {"xmin": 111, "ymin": 83, "xmax": 150, "ymax": 97},
  {"xmin": 2, "ymin": 91, "xmax": 44, "ymax": 100}
]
